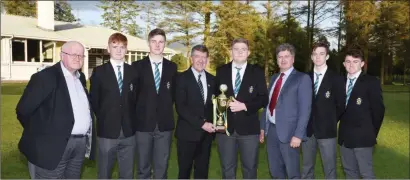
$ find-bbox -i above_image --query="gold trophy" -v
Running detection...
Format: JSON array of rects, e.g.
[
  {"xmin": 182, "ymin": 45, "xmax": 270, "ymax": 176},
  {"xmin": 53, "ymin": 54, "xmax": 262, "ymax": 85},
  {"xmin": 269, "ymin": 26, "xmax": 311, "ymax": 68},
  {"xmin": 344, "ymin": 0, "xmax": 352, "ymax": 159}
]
[{"xmin": 212, "ymin": 84, "xmax": 234, "ymax": 136}]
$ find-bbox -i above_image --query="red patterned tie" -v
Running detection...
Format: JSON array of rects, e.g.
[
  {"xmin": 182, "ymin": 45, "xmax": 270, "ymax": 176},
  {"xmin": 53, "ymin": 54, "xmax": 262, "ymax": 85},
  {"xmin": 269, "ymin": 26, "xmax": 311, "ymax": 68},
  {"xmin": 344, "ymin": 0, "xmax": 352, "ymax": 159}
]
[{"xmin": 269, "ymin": 73, "xmax": 285, "ymax": 116}]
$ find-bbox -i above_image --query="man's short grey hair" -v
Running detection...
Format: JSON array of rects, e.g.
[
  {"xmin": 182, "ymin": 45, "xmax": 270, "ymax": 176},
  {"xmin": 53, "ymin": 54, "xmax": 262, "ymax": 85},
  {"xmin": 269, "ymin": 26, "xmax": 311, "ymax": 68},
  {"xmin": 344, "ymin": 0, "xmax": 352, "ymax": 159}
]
[{"xmin": 276, "ymin": 43, "xmax": 295, "ymax": 57}]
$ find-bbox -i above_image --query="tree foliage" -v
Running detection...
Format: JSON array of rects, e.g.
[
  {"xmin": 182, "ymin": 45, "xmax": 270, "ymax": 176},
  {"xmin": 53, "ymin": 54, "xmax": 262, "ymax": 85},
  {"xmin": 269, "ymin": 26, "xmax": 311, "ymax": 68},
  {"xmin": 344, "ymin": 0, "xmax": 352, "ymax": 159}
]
[
  {"xmin": 99, "ymin": 0, "xmax": 141, "ymax": 37},
  {"xmin": 2, "ymin": 0, "xmax": 78, "ymax": 22}
]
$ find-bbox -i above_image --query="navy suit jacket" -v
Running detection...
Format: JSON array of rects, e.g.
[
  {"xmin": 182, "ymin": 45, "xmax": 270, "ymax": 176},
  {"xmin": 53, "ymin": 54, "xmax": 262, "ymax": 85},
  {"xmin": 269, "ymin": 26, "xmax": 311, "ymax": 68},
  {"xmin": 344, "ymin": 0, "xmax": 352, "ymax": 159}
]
[{"xmin": 260, "ymin": 68, "xmax": 312, "ymax": 143}]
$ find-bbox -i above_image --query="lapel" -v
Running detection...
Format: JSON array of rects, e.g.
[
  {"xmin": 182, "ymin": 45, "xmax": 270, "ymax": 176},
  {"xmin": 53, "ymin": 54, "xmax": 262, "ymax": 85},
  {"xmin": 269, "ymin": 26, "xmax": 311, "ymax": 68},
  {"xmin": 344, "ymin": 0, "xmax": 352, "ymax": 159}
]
[
  {"xmin": 143, "ymin": 58, "xmax": 157, "ymax": 92},
  {"xmin": 122, "ymin": 64, "xmax": 131, "ymax": 94},
  {"xmin": 205, "ymin": 71, "xmax": 213, "ymax": 105},
  {"xmin": 236, "ymin": 64, "xmax": 252, "ymax": 99},
  {"xmin": 225, "ymin": 62, "xmax": 235, "ymax": 96},
  {"xmin": 105, "ymin": 62, "xmax": 121, "ymax": 96},
  {"xmin": 159, "ymin": 58, "xmax": 170, "ymax": 94},
  {"xmin": 188, "ymin": 68, "xmax": 205, "ymax": 104},
  {"xmin": 268, "ymin": 73, "xmax": 279, "ymax": 92},
  {"xmin": 345, "ymin": 72, "xmax": 364, "ymax": 108},
  {"xmin": 56, "ymin": 62, "xmax": 75, "ymax": 121},
  {"xmin": 315, "ymin": 69, "xmax": 331, "ymax": 101},
  {"xmin": 278, "ymin": 68, "xmax": 297, "ymax": 101}
]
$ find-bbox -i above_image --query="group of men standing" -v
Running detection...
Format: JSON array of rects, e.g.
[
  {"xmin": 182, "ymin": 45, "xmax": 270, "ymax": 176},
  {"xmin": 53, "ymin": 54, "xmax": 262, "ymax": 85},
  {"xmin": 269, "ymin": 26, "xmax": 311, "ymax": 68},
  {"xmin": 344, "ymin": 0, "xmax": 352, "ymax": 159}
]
[{"xmin": 16, "ymin": 28, "xmax": 385, "ymax": 179}]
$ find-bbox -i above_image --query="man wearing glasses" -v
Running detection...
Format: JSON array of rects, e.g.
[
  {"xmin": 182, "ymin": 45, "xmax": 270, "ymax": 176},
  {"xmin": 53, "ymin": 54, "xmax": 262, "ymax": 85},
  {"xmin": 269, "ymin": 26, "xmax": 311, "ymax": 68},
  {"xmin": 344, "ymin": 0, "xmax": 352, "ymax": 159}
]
[
  {"xmin": 16, "ymin": 41, "xmax": 96, "ymax": 179},
  {"xmin": 215, "ymin": 38, "xmax": 268, "ymax": 179}
]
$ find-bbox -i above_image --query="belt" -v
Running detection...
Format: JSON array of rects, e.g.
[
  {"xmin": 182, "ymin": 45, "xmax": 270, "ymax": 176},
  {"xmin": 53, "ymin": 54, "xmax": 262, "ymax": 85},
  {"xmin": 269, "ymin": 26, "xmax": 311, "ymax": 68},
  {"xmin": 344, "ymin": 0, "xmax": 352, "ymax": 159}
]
[{"xmin": 71, "ymin": 134, "xmax": 87, "ymax": 138}]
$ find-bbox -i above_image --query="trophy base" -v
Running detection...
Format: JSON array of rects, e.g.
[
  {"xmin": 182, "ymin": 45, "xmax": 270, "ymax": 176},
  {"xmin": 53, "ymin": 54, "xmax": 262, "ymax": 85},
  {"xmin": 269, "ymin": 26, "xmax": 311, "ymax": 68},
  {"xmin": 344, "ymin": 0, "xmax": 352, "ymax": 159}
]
[{"xmin": 215, "ymin": 126, "xmax": 226, "ymax": 133}]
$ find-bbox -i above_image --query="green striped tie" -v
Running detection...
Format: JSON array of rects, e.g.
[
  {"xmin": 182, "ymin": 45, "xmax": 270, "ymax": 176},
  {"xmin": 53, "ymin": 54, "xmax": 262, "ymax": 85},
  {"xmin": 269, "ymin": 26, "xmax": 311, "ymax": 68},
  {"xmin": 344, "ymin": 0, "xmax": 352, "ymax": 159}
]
[
  {"xmin": 314, "ymin": 73, "xmax": 322, "ymax": 95},
  {"xmin": 346, "ymin": 77, "xmax": 356, "ymax": 106},
  {"xmin": 153, "ymin": 62, "xmax": 161, "ymax": 93}
]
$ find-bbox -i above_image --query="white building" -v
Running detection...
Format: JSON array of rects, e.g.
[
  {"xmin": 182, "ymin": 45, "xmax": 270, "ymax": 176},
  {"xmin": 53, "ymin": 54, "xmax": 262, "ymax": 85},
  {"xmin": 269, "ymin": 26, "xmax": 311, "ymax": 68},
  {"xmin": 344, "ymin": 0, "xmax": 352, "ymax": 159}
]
[{"xmin": 1, "ymin": 1, "xmax": 176, "ymax": 81}]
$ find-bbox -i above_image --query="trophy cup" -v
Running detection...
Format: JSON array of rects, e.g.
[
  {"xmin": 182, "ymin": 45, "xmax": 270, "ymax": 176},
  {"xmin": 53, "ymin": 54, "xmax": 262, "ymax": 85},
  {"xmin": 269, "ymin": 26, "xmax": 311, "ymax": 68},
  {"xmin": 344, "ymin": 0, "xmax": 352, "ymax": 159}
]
[{"xmin": 212, "ymin": 84, "xmax": 234, "ymax": 135}]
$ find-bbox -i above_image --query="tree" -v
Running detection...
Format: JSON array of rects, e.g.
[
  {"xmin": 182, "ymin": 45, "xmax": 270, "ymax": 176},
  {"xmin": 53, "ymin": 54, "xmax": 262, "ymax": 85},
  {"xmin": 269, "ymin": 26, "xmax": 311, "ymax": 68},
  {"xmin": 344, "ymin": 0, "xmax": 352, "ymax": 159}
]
[
  {"xmin": 2, "ymin": 1, "xmax": 36, "ymax": 17},
  {"xmin": 171, "ymin": 53, "xmax": 188, "ymax": 71},
  {"xmin": 139, "ymin": 2, "xmax": 161, "ymax": 38},
  {"xmin": 2, "ymin": 0, "xmax": 78, "ymax": 22},
  {"xmin": 208, "ymin": 1, "xmax": 260, "ymax": 69},
  {"xmin": 373, "ymin": 1, "xmax": 410, "ymax": 84},
  {"xmin": 344, "ymin": 1, "xmax": 377, "ymax": 73},
  {"xmin": 54, "ymin": 0, "xmax": 78, "ymax": 22},
  {"xmin": 159, "ymin": 1, "xmax": 201, "ymax": 69},
  {"xmin": 99, "ymin": 0, "xmax": 141, "ymax": 37}
]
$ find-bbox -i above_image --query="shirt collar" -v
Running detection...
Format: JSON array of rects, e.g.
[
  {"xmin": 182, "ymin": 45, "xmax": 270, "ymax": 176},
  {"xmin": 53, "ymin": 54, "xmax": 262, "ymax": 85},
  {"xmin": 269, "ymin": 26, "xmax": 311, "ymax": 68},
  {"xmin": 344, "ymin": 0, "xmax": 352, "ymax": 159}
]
[
  {"xmin": 314, "ymin": 65, "xmax": 327, "ymax": 75},
  {"xmin": 149, "ymin": 54, "xmax": 163, "ymax": 64},
  {"xmin": 191, "ymin": 67, "xmax": 205, "ymax": 78},
  {"xmin": 110, "ymin": 59, "xmax": 124, "ymax": 67},
  {"xmin": 282, "ymin": 66, "xmax": 294, "ymax": 77},
  {"xmin": 60, "ymin": 61, "xmax": 80, "ymax": 78},
  {"xmin": 232, "ymin": 61, "xmax": 247, "ymax": 71},
  {"xmin": 347, "ymin": 70, "xmax": 362, "ymax": 80}
]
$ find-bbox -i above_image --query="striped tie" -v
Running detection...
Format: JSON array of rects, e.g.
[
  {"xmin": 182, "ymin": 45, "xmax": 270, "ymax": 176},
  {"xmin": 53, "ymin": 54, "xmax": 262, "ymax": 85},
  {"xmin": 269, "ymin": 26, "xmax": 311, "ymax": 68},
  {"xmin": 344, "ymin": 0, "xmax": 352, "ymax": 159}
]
[
  {"xmin": 234, "ymin": 67, "xmax": 242, "ymax": 96},
  {"xmin": 153, "ymin": 62, "xmax": 161, "ymax": 93},
  {"xmin": 314, "ymin": 72, "xmax": 322, "ymax": 95},
  {"xmin": 197, "ymin": 74, "xmax": 205, "ymax": 104},
  {"xmin": 346, "ymin": 77, "xmax": 356, "ymax": 106},
  {"xmin": 117, "ymin": 65, "xmax": 123, "ymax": 95}
]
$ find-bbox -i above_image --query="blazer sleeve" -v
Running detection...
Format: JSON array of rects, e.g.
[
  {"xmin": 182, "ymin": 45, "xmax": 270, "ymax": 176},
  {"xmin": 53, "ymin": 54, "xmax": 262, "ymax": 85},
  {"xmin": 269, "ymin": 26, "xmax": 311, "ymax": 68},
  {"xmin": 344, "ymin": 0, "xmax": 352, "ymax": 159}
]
[
  {"xmin": 15, "ymin": 73, "xmax": 50, "ymax": 128},
  {"xmin": 294, "ymin": 74, "xmax": 313, "ymax": 139},
  {"xmin": 244, "ymin": 67, "xmax": 268, "ymax": 115},
  {"xmin": 89, "ymin": 68, "xmax": 100, "ymax": 116},
  {"xmin": 333, "ymin": 75, "xmax": 346, "ymax": 121},
  {"xmin": 367, "ymin": 77, "xmax": 385, "ymax": 137},
  {"xmin": 175, "ymin": 74, "xmax": 205, "ymax": 130}
]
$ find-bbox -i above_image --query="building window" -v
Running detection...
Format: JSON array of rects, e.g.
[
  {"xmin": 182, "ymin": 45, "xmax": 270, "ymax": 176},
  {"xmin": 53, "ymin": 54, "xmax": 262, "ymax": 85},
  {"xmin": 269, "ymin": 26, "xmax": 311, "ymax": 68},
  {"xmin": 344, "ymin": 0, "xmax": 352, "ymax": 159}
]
[{"xmin": 12, "ymin": 39, "xmax": 25, "ymax": 62}]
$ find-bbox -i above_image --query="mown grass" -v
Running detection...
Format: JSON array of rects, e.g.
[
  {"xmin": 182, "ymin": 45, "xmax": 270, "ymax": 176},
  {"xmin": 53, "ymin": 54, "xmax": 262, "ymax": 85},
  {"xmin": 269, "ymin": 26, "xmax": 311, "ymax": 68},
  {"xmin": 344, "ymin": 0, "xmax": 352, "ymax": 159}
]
[{"xmin": 1, "ymin": 83, "xmax": 409, "ymax": 178}]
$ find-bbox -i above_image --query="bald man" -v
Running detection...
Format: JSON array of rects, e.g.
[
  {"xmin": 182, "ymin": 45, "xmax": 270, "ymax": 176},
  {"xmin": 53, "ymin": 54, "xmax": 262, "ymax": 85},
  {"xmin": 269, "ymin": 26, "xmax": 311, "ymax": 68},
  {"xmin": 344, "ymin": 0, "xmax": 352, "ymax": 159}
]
[{"xmin": 16, "ymin": 41, "xmax": 96, "ymax": 179}]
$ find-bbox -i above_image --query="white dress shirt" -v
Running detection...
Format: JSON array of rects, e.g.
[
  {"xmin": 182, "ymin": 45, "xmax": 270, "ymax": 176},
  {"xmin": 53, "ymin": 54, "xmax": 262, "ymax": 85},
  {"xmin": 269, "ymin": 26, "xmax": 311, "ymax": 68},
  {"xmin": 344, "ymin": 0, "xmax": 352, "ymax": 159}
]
[
  {"xmin": 149, "ymin": 54, "xmax": 163, "ymax": 80},
  {"xmin": 231, "ymin": 61, "xmax": 247, "ymax": 96},
  {"xmin": 191, "ymin": 67, "xmax": 207, "ymax": 103},
  {"xmin": 267, "ymin": 66, "xmax": 294, "ymax": 124},
  {"xmin": 61, "ymin": 63, "xmax": 92, "ymax": 135},
  {"xmin": 345, "ymin": 70, "xmax": 362, "ymax": 93},
  {"xmin": 110, "ymin": 59, "xmax": 124, "ymax": 80},
  {"xmin": 313, "ymin": 65, "xmax": 328, "ymax": 93}
]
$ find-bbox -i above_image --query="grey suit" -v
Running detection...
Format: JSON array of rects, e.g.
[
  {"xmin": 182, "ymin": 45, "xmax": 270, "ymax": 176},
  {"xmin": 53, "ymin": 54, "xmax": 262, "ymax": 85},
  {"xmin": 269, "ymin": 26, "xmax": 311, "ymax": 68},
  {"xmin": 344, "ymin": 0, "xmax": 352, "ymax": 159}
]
[{"xmin": 260, "ymin": 68, "xmax": 312, "ymax": 179}]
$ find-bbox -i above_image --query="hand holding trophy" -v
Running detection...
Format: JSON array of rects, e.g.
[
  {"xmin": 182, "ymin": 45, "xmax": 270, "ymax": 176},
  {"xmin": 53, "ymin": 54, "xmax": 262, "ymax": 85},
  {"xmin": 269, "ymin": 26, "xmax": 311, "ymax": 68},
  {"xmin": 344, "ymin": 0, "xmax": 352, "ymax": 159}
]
[{"xmin": 211, "ymin": 84, "xmax": 234, "ymax": 136}]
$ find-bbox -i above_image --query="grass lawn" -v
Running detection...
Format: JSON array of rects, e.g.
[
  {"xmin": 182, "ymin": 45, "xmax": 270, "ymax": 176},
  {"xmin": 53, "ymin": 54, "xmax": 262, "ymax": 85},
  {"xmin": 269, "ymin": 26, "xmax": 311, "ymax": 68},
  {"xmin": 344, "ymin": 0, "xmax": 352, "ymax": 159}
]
[{"xmin": 1, "ymin": 83, "xmax": 409, "ymax": 178}]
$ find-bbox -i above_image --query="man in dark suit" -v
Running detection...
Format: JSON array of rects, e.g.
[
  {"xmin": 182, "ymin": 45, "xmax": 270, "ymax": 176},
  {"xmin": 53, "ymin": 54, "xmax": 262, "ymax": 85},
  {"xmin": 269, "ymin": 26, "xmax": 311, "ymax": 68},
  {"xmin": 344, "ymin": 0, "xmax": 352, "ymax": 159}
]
[
  {"xmin": 90, "ymin": 33, "xmax": 137, "ymax": 179},
  {"xmin": 339, "ymin": 49, "xmax": 385, "ymax": 179},
  {"xmin": 215, "ymin": 38, "xmax": 268, "ymax": 179},
  {"xmin": 301, "ymin": 42, "xmax": 345, "ymax": 179},
  {"xmin": 175, "ymin": 45, "xmax": 215, "ymax": 179},
  {"xmin": 16, "ymin": 41, "xmax": 96, "ymax": 179},
  {"xmin": 131, "ymin": 28, "xmax": 177, "ymax": 179},
  {"xmin": 260, "ymin": 43, "xmax": 312, "ymax": 179}
]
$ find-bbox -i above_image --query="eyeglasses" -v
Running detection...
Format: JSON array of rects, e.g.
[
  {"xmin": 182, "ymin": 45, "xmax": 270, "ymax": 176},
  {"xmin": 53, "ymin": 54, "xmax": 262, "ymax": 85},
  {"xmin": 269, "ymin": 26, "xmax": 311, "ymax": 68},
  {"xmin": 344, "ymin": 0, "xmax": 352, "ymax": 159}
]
[{"xmin": 61, "ymin": 51, "xmax": 85, "ymax": 59}]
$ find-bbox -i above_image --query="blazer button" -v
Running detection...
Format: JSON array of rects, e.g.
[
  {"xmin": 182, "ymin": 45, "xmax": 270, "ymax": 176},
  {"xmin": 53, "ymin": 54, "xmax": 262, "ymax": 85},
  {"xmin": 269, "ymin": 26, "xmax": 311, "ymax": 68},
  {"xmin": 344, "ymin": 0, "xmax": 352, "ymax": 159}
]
[
  {"xmin": 72, "ymin": 121, "xmax": 74, "ymax": 125},
  {"xmin": 66, "ymin": 138, "xmax": 69, "ymax": 141}
]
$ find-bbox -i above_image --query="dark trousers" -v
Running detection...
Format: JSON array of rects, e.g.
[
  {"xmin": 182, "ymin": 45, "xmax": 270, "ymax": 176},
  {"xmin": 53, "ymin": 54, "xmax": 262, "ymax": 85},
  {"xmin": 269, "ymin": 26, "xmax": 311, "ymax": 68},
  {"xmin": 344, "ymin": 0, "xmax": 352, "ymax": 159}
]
[
  {"xmin": 266, "ymin": 123, "xmax": 301, "ymax": 179},
  {"xmin": 177, "ymin": 135, "xmax": 213, "ymax": 179},
  {"xmin": 97, "ymin": 129, "xmax": 136, "ymax": 179},
  {"xmin": 216, "ymin": 131, "xmax": 259, "ymax": 179},
  {"xmin": 135, "ymin": 126, "xmax": 173, "ymax": 179},
  {"xmin": 28, "ymin": 136, "xmax": 86, "ymax": 179}
]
